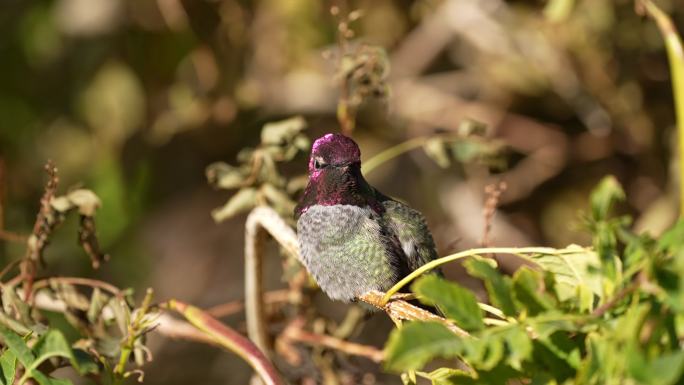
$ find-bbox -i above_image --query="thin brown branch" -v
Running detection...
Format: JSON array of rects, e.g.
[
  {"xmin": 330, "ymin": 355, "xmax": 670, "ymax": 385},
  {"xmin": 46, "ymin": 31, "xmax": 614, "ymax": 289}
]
[
  {"xmin": 359, "ymin": 290, "xmax": 470, "ymax": 338},
  {"xmin": 592, "ymin": 273, "xmax": 644, "ymax": 317},
  {"xmin": 280, "ymin": 316, "xmax": 384, "ymax": 363},
  {"xmin": 0, "ymin": 230, "xmax": 28, "ymax": 243},
  {"xmin": 206, "ymin": 289, "xmax": 291, "ymax": 318},
  {"xmin": 32, "ymin": 276, "xmax": 124, "ymax": 297}
]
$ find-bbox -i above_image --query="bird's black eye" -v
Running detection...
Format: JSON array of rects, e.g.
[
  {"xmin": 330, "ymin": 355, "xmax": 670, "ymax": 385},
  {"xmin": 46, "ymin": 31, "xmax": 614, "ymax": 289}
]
[{"xmin": 314, "ymin": 159, "xmax": 325, "ymax": 170}]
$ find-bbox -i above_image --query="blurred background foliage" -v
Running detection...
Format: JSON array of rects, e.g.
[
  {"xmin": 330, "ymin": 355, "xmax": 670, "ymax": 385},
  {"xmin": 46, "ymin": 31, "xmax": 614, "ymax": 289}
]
[{"xmin": 0, "ymin": 0, "xmax": 682, "ymax": 383}]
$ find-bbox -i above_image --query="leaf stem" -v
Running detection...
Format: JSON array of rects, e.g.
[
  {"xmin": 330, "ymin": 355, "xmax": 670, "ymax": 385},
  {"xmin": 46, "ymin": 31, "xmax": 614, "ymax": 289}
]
[
  {"xmin": 636, "ymin": 0, "xmax": 684, "ymax": 216},
  {"xmin": 362, "ymin": 136, "xmax": 429, "ymax": 175},
  {"xmin": 381, "ymin": 246, "xmax": 589, "ymax": 304}
]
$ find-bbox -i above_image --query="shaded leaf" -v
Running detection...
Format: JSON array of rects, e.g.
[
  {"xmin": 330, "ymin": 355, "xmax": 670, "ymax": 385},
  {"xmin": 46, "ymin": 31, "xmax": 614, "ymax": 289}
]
[
  {"xmin": 0, "ymin": 349, "xmax": 16, "ymax": 385},
  {"xmin": 384, "ymin": 322, "xmax": 462, "ymax": 372},
  {"xmin": 512, "ymin": 268, "xmax": 556, "ymax": 316},
  {"xmin": 627, "ymin": 345, "xmax": 684, "ymax": 385},
  {"xmin": 0, "ymin": 326, "xmax": 34, "ymax": 366},
  {"xmin": 464, "ymin": 259, "xmax": 517, "ymax": 316},
  {"xmin": 412, "ymin": 275, "xmax": 484, "ymax": 331}
]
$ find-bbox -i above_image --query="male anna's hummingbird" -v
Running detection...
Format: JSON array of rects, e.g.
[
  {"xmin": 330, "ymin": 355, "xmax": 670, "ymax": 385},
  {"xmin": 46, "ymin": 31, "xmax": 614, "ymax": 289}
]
[{"xmin": 295, "ymin": 133, "xmax": 440, "ymax": 302}]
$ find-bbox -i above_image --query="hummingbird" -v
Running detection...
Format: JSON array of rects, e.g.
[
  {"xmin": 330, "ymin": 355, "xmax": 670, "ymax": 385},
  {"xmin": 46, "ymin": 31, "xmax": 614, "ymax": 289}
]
[{"xmin": 295, "ymin": 133, "xmax": 440, "ymax": 302}]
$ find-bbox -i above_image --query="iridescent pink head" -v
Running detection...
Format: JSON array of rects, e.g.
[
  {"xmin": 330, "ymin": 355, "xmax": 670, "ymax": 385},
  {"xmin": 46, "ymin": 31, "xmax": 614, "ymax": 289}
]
[{"xmin": 308, "ymin": 133, "xmax": 361, "ymax": 176}]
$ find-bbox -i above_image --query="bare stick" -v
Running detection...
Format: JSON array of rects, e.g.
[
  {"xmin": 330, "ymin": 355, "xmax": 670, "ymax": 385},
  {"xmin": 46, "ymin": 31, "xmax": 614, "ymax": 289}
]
[
  {"xmin": 207, "ymin": 289, "xmax": 290, "ymax": 318},
  {"xmin": 245, "ymin": 207, "xmax": 299, "ymax": 356},
  {"xmin": 280, "ymin": 316, "xmax": 384, "ymax": 363}
]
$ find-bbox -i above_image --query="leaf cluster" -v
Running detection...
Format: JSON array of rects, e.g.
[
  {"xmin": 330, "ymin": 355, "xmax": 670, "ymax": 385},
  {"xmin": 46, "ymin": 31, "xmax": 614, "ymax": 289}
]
[
  {"xmin": 384, "ymin": 176, "xmax": 684, "ymax": 385},
  {"xmin": 0, "ymin": 166, "xmax": 156, "ymax": 385},
  {"xmin": 206, "ymin": 116, "xmax": 309, "ymax": 222}
]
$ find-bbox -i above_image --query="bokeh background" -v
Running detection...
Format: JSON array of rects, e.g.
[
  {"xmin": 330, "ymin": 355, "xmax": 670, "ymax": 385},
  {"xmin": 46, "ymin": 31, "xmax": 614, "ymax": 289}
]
[{"xmin": 1, "ymin": 0, "xmax": 682, "ymax": 383}]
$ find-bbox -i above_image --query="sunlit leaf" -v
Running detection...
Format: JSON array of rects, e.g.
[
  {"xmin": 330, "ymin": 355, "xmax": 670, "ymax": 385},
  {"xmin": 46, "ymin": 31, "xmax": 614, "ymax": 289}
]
[
  {"xmin": 515, "ymin": 245, "xmax": 602, "ymax": 303},
  {"xmin": 589, "ymin": 176, "xmax": 624, "ymax": 222},
  {"xmin": 464, "ymin": 259, "xmax": 517, "ymax": 316}
]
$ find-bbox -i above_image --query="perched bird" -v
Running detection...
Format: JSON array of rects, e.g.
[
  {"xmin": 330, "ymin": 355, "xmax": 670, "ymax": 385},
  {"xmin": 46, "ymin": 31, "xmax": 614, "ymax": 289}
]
[{"xmin": 295, "ymin": 133, "xmax": 440, "ymax": 302}]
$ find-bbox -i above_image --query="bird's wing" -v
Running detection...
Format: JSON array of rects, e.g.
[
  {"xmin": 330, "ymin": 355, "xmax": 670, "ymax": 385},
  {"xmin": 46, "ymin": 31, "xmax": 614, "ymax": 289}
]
[{"xmin": 381, "ymin": 199, "xmax": 440, "ymax": 273}]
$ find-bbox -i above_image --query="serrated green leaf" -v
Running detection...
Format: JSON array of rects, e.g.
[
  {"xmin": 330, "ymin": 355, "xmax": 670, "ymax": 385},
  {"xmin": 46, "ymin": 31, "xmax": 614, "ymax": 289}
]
[
  {"xmin": 514, "ymin": 245, "xmax": 602, "ymax": 302},
  {"xmin": 512, "ymin": 268, "xmax": 556, "ymax": 316},
  {"xmin": 412, "ymin": 275, "xmax": 484, "ymax": 331},
  {"xmin": 384, "ymin": 322, "xmax": 462, "ymax": 372},
  {"xmin": 211, "ymin": 187, "xmax": 257, "ymax": 222},
  {"xmin": 500, "ymin": 326, "xmax": 532, "ymax": 371},
  {"xmin": 0, "ymin": 349, "xmax": 17, "ymax": 385},
  {"xmin": 590, "ymin": 176, "xmax": 624, "ymax": 221},
  {"xmin": 464, "ymin": 259, "xmax": 517, "ymax": 316}
]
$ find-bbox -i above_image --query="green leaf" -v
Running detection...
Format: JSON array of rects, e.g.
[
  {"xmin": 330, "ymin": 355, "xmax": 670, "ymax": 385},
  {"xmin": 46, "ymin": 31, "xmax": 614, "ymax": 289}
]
[
  {"xmin": 425, "ymin": 368, "xmax": 478, "ymax": 385},
  {"xmin": 384, "ymin": 322, "xmax": 462, "ymax": 372},
  {"xmin": 512, "ymin": 268, "xmax": 556, "ymax": 316},
  {"xmin": 627, "ymin": 345, "xmax": 684, "ymax": 385},
  {"xmin": 658, "ymin": 218, "xmax": 684, "ymax": 254},
  {"xmin": 0, "ymin": 326, "xmax": 34, "ymax": 366},
  {"xmin": 0, "ymin": 350, "xmax": 17, "ymax": 385},
  {"xmin": 500, "ymin": 326, "xmax": 532, "ymax": 371},
  {"xmin": 589, "ymin": 176, "xmax": 625, "ymax": 221},
  {"xmin": 412, "ymin": 275, "xmax": 484, "ymax": 331},
  {"xmin": 32, "ymin": 330, "xmax": 97, "ymax": 375},
  {"xmin": 464, "ymin": 259, "xmax": 517, "ymax": 316},
  {"xmin": 513, "ymin": 245, "xmax": 602, "ymax": 303},
  {"xmin": 31, "ymin": 371, "xmax": 73, "ymax": 385}
]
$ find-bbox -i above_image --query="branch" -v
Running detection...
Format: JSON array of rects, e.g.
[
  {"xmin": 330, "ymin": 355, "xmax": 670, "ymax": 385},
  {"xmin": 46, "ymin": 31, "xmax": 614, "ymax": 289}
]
[
  {"xmin": 359, "ymin": 291, "xmax": 469, "ymax": 338},
  {"xmin": 165, "ymin": 300, "xmax": 285, "ymax": 385},
  {"xmin": 279, "ymin": 316, "xmax": 384, "ymax": 363},
  {"xmin": 207, "ymin": 289, "xmax": 290, "ymax": 318}
]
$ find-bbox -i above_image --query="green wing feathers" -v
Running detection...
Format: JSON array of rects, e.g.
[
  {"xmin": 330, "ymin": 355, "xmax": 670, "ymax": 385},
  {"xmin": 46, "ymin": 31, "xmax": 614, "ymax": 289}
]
[{"xmin": 381, "ymin": 199, "xmax": 440, "ymax": 272}]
